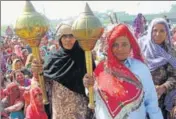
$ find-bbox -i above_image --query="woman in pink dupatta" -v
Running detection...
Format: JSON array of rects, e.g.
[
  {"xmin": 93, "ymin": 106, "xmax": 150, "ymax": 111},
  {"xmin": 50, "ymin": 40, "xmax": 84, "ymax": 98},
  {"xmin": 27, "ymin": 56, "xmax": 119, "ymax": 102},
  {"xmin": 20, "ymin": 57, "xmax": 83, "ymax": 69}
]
[
  {"xmin": 25, "ymin": 87, "xmax": 48, "ymax": 119},
  {"xmin": 1, "ymin": 82, "xmax": 24, "ymax": 119}
]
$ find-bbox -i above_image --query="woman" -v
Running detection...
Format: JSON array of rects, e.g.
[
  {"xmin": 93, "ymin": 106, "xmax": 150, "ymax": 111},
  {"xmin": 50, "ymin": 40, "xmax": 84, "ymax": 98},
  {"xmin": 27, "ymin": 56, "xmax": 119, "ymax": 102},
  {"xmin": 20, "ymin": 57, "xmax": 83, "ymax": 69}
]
[
  {"xmin": 6, "ymin": 54, "xmax": 13, "ymax": 71},
  {"xmin": 14, "ymin": 44, "xmax": 23, "ymax": 58},
  {"xmin": 21, "ymin": 48, "xmax": 29, "ymax": 65},
  {"xmin": 40, "ymin": 46, "xmax": 50, "ymax": 66},
  {"xmin": 133, "ymin": 13, "xmax": 146, "ymax": 39},
  {"xmin": 30, "ymin": 59, "xmax": 41, "ymax": 88},
  {"xmin": 25, "ymin": 87, "xmax": 48, "ymax": 119},
  {"xmin": 12, "ymin": 58, "xmax": 32, "ymax": 79},
  {"xmin": 44, "ymin": 23, "xmax": 94, "ymax": 119},
  {"xmin": 83, "ymin": 24, "xmax": 163, "ymax": 119},
  {"xmin": 23, "ymin": 90, "xmax": 30, "ymax": 115},
  {"xmin": 1, "ymin": 82, "xmax": 25, "ymax": 119},
  {"xmin": 139, "ymin": 18, "xmax": 176, "ymax": 119},
  {"xmin": 14, "ymin": 70, "xmax": 31, "ymax": 88}
]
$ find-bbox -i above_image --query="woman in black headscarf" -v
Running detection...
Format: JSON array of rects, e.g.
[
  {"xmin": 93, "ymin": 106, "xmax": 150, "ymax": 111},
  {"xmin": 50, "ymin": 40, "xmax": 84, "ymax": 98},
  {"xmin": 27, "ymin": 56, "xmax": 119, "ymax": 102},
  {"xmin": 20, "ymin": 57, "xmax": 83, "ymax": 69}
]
[{"xmin": 44, "ymin": 23, "xmax": 94, "ymax": 119}]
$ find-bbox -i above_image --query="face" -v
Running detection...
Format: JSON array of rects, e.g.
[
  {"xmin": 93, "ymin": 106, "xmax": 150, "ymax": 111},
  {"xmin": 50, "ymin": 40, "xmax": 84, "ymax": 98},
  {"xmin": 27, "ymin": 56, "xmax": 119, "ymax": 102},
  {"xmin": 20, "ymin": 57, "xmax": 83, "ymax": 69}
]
[
  {"xmin": 12, "ymin": 39, "xmax": 18, "ymax": 45},
  {"xmin": 32, "ymin": 71, "xmax": 39, "ymax": 79},
  {"xmin": 61, "ymin": 34, "xmax": 76, "ymax": 50},
  {"xmin": 152, "ymin": 23, "xmax": 167, "ymax": 45},
  {"xmin": 15, "ymin": 72, "xmax": 24, "ymax": 83},
  {"xmin": 24, "ymin": 50, "xmax": 29, "ymax": 56},
  {"xmin": 34, "ymin": 91, "xmax": 43, "ymax": 105},
  {"xmin": 112, "ymin": 36, "xmax": 131, "ymax": 61},
  {"xmin": 10, "ymin": 86, "xmax": 20, "ymax": 98},
  {"xmin": 40, "ymin": 49, "xmax": 45, "ymax": 57},
  {"xmin": 15, "ymin": 60, "xmax": 22, "ymax": 70}
]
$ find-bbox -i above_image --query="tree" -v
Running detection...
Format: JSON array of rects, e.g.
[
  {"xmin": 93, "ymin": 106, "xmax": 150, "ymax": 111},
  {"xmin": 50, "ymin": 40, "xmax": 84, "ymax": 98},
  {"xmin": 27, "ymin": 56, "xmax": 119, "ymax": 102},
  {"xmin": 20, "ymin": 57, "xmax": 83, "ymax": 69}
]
[{"xmin": 170, "ymin": 4, "xmax": 176, "ymax": 13}]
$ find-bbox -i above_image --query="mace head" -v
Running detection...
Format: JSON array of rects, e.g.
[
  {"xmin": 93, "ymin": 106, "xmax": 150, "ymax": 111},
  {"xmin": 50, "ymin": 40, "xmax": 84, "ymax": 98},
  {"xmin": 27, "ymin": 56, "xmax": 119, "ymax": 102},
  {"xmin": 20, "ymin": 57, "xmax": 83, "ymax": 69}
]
[
  {"xmin": 14, "ymin": 1, "xmax": 49, "ymax": 47},
  {"xmin": 72, "ymin": 3, "xmax": 104, "ymax": 51}
]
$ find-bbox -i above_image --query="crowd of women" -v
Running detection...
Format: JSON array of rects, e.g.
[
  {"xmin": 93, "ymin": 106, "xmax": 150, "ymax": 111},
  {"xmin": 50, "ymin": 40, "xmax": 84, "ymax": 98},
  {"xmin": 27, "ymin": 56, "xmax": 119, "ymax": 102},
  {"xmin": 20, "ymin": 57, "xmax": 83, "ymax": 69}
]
[{"xmin": 1, "ymin": 13, "xmax": 176, "ymax": 119}]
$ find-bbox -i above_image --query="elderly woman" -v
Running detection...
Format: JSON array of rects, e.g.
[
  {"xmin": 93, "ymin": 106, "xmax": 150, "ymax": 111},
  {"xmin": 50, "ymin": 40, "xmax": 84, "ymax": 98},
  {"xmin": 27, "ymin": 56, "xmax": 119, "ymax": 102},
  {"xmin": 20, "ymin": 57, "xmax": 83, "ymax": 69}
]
[
  {"xmin": 83, "ymin": 24, "xmax": 163, "ymax": 119},
  {"xmin": 43, "ymin": 23, "xmax": 94, "ymax": 119},
  {"xmin": 138, "ymin": 18, "xmax": 176, "ymax": 119}
]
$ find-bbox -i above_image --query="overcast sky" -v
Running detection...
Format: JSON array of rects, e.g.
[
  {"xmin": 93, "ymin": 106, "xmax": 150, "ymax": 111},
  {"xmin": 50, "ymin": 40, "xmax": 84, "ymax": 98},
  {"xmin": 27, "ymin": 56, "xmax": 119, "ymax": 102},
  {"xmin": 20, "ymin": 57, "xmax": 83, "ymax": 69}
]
[{"xmin": 1, "ymin": 1, "xmax": 176, "ymax": 25}]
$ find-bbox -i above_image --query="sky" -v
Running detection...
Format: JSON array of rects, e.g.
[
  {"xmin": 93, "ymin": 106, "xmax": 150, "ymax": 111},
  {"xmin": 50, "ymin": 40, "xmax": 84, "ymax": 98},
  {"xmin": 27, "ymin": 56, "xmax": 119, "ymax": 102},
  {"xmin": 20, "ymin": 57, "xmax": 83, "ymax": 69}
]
[{"xmin": 1, "ymin": 1, "xmax": 176, "ymax": 25}]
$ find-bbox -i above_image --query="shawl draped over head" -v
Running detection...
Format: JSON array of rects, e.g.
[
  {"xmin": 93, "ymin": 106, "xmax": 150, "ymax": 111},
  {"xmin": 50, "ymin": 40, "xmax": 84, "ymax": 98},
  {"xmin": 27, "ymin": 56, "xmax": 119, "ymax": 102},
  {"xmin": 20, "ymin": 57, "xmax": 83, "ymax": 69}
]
[
  {"xmin": 6, "ymin": 82, "xmax": 22, "ymax": 106},
  {"xmin": 26, "ymin": 87, "xmax": 48, "ymax": 119},
  {"xmin": 139, "ymin": 18, "xmax": 176, "ymax": 71},
  {"xmin": 133, "ymin": 13, "xmax": 146, "ymax": 38},
  {"xmin": 94, "ymin": 24, "xmax": 144, "ymax": 118},
  {"xmin": 44, "ymin": 23, "xmax": 94, "ymax": 96}
]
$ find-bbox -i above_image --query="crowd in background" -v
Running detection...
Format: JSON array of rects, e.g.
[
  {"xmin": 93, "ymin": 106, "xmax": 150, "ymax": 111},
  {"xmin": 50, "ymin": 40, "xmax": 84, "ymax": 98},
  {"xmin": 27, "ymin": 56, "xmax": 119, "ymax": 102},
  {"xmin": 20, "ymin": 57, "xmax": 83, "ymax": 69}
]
[{"xmin": 1, "ymin": 13, "xmax": 176, "ymax": 119}]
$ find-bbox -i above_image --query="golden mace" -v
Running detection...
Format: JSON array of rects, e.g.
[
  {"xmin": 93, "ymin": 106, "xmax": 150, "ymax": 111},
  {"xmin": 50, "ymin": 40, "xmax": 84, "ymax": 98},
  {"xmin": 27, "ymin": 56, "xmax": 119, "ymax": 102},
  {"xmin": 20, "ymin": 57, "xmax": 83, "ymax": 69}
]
[
  {"xmin": 14, "ymin": 1, "xmax": 49, "ymax": 104},
  {"xmin": 72, "ymin": 3, "xmax": 104, "ymax": 109}
]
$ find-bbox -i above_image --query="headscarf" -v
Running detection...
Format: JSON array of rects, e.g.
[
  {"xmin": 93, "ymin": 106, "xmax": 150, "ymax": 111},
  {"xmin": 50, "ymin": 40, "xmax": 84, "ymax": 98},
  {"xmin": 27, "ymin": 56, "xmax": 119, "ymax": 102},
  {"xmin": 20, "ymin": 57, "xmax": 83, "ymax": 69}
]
[
  {"xmin": 26, "ymin": 87, "xmax": 48, "ymax": 119},
  {"xmin": 94, "ymin": 24, "xmax": 144, "ymax": 118},
  {"xmin": 44, "ymin": 23, "xmax": 94, "ymax": 96},
  {"xmin": 133, "ymin": 13, "xmax": 146, "ymax": 38},
  {"xmin": 6, "ymin": 82, "xmax": 22, "ymax": 106},
  {"xmin": 139, "ymin": 18, "xmax": 176, "ymax": 71}
]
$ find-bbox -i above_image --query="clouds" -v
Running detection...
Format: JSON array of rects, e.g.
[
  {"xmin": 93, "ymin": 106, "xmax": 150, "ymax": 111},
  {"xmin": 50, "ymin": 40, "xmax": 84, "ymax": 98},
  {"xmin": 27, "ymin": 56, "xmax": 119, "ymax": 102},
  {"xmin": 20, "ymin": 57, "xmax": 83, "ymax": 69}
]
[{"xmin": 1, "ymin": 1, "xmax": 176, "ymax": 25}]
